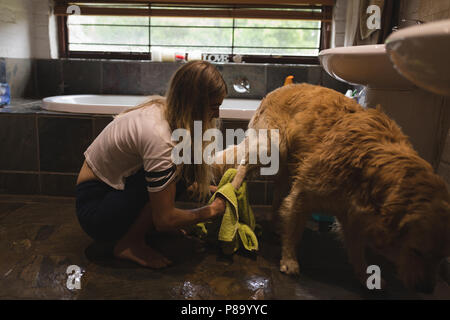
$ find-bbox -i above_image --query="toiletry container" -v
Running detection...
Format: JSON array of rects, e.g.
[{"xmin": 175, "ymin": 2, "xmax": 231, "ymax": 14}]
[
  {"xmin": 284, "ymin": 75, "xmax": 294, "ymax": 86},
  {"xmin": 0, "ymin": 83, "xmax": 10, "ymax": 106},
  {"xmin": 187, "ymin": 52, "xmax": 203, "ymax": 61},
  {"xmin": 151, "ymin": 49, "xmax": 163, "ymax": 62}
]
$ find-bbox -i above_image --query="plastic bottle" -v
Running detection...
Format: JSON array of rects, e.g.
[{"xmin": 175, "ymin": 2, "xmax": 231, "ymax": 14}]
[
  {"xmin": 187, "ymin": 52, "xmax": 202, "ymax": 61},
  {"xmin": 0, "ymin": 83, "xmax": 10, "ymax": 106},
  {"xmin": 284, "ymin": 75, "xmax": 294, "ymax": 86}
]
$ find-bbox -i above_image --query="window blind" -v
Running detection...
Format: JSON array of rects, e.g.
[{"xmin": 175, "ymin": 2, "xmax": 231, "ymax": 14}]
[{"xmin": 54, "ymin": 1, "xmax": 333, "ymax": 21}]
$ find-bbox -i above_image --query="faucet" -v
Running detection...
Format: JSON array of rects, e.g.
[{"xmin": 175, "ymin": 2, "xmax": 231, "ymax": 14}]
[{"xmin": 233, "ymin": 78, "xmax": 251, "ymax": 93}]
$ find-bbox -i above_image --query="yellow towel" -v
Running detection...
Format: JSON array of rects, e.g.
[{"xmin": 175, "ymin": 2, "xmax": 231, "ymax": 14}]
[{"xmin": 195, "ymin": 168, "xmax": 259, "ymax": 255}]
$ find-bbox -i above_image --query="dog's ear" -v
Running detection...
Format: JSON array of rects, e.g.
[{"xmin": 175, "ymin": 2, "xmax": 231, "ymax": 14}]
[
  {"xmin": 367, "ymin": 218, "xmax": 397, "ymax": 249},
  {"xmin": 398, "ymin": 214, "xmax": 419, "ymax": 230},
  {"xmin": 370, "ymin": 214, "xmax": 420, "ymax": 249},
  {"xmin": 398, "ymin": 213, "xmax": 421, "ymax": 231}
]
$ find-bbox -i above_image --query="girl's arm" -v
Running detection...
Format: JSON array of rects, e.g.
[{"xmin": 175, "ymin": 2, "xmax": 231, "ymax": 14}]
[{"xmin": 149, "ymin": 180, "xmax": 225, "ymax": 232}]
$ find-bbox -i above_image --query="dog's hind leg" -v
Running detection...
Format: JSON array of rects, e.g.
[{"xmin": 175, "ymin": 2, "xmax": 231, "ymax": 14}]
[
  {"xmin": 272, "ymin": 165, "xmax": 290, "ymax": 208},
  {"xmin": 271, "ymin": 166, "xmax": 290, "ymax": 224},
  {"xmin": 278, "ymin": 181, "xmax": 311, "ymax": 275}
]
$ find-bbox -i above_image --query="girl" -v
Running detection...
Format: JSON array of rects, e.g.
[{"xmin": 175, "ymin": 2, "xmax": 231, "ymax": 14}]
[{"xmin": 75, "ymin": 61, "xmax": 227, "ymax": 268}]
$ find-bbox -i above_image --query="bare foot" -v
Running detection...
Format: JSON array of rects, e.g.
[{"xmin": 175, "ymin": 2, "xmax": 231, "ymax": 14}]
[{"xmin": 113, "ymin": 240, "xmax": 172, "ymax": 269}]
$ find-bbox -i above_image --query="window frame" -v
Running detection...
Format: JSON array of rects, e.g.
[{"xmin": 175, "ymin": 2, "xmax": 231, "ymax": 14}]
[{"xmin": 57, "ymin": 5, "xmax": 332, "ymax": 64}]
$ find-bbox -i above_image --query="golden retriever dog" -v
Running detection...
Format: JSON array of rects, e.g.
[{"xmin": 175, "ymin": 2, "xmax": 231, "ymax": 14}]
[{"xmin": 214, "ymin": 83, "xmax": 450, "ymax": 293}]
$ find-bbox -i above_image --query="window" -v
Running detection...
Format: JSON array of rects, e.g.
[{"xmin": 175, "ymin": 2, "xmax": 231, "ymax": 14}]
[{"xmin": 56, "ymin": 2, "xmax": 333, "ymax": 64}]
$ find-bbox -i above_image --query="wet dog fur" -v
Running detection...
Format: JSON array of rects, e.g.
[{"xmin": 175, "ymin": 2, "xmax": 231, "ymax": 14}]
[{"xmin": 213, "ymin": 84, "xmax": 450, "ymax": 293}]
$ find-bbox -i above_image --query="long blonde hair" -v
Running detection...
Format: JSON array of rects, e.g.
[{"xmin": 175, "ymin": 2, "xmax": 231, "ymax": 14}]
[
  {"xmin": 118, "ymin": 61, "xmax": 227, "ymax": 202},
  {"xmin": 166, "ymin": 61, "xmax": 227, "ymax": 202}
]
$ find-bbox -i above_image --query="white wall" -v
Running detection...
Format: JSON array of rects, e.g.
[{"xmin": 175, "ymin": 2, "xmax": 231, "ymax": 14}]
[
  {"xmin": 0, "ymin": 0, "xmax": 33, "ymax": 58},
  {"xmin": 0, "ymin": 0, "xmax": 57, "ymax": 59},
  {"xmin": 32, "ymin": 0, "xmax": 57, "ymax": 59},
  {"xmin": 331, "ymin": 0, "xmax": 348, "ymax": 47}
]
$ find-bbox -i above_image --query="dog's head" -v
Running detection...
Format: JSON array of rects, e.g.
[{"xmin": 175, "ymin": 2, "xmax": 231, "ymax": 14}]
[{"xmin": 371, "ymin": 171, "xmax": 450, "ymax": 294}]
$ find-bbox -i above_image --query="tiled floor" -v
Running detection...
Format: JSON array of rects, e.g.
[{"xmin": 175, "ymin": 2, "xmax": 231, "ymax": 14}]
[{"xmin": 0, "ymin": 194, "xmax": 449, "ymax": 300}]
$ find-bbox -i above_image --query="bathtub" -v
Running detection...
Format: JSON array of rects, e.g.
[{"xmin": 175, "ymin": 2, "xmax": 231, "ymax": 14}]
[{"xmin": 42, "ymin": 95, "xmax": 261, "ymax": 120}]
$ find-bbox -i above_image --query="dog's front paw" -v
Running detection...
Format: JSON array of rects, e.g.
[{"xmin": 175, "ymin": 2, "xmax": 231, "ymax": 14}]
[{"xmin": 280, "ymin": 259, "xmax": 300, "ymax": 275}]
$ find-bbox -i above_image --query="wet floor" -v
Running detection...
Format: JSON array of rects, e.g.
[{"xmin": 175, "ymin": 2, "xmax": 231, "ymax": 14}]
[{"xmin": 0, "ymin": 194, "xmax": 449, "ymax": 300}]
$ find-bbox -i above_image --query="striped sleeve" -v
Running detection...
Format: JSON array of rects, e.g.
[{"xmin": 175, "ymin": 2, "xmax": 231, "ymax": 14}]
[{"xmin": 144, "ymin": 164, "xmax": 177, "ymax": 192}]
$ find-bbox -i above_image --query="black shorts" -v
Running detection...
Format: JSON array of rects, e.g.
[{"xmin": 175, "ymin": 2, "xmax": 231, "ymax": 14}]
[{"xmin": 75, "ymin": 168, "xmax": 187, "ymax": 242}]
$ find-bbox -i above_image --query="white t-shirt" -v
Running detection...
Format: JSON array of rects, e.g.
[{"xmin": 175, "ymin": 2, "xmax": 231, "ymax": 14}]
[{"xmin": 84, "ymin": 104, "xmax": 179, "ymax": 192}]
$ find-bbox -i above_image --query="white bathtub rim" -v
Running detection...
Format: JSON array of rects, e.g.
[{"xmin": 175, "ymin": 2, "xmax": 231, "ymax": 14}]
[
  {"xmin": 42, "ymin": 94, "xmax": 148, "ymax": 115},
  {"xmin": 42, "ymin": 94, "xmax": 261, "ymax": 119}
]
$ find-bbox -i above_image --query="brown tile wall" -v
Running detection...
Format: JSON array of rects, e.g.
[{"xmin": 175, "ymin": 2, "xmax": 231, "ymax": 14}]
[
  {"xmin": 0, "ymin": 111, "xmax": 278, "ymax": 204},
  {"xmin": 0, "ymin": 112, "xmax": 113, "ymax": 197},
  {"xmin": 0, "ymin": 58, "xmax": 351, "ymax": 203}
]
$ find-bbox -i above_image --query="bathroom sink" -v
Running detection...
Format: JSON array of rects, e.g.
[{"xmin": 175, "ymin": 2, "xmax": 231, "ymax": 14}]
[
  {"xmin": 386, "ymin": 19, "xmax": 450, "ymax": 96},
  {"xmin": 319, "ymin": 44, "xmax": 413, "ymax": 89}
]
